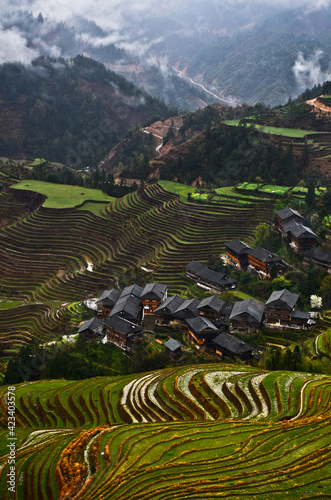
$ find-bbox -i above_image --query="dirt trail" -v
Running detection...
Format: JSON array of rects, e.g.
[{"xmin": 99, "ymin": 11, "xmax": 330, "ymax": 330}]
[{"xmin": 306, "ymin": 96, "xmax": 331, "ymax": 115}]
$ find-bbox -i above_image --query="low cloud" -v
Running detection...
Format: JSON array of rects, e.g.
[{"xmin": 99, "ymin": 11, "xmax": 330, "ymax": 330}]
[
  {"xmin": 0, "ymin": 26, "xmax": 39, "ymax": 64},
  {"xmin": 293, "ymin": 49, "xmax": 331, "ymax": 91}
]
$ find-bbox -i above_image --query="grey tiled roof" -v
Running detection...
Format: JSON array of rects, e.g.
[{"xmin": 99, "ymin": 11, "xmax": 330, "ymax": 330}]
[
  {"xmin": 97, "ymin": 288, "xmax": 121, "ymax": 306},
  {"xmin": 140, "ymin": 282, "xmax": 168, "ymax": 300},
  {"xmin": 276, "ymin": 207, "xmax": 303, "ymax": 220},
  {"xmin": 104, "ymin": 316, "xmax": 143, "ymax": 335},
  {"xmin": 213, "ymin": 333, "xmax": 253, "ymax": 355},
  {"xmin": 197, "ymin": 295, "xmax": 225, "ymax": 312},
  {"xmin": 173, "ymin": 298, "xmax": 200, "ymax": 318},
  {"xmin": 248, "ymin": 247, "xmax": 283, "ymax": 263},
  {"xmin": 224, "ymin": 239, "xmax": 251, "ymax": 255},
  {"xmin": 109, "ymin": 294, "xmax": 142, "ymax": 321},
  {"xmin": 164, "ymin": 338, "xmax": 183, "ymax": 351},
  {"xmin": 265, "ymin": 289, "xmax": 299, "ymax": 310},
  {"xmin": 120, "ymin": 284, "xmax": 143, "ymax": 299},
  {"xmin": 229, "ymin": 298, "xmax": 265, "ymax": 324},
  {"xmin": 304, "ymin": 247, "xmax": 331, "ymax": 265},
  {"xmin": 154, "ymin": 296, "xmax": 185, "ymax": 315},
  {"xmin": 78, "ymin": 317, "xmax": 104, "ymax": 333},
  {"xmin": 186, "ymin": 315, "xmax": 218, "ymax": 334},
  {"xmin": 290, "ymin": 310, "xmax": 310, "ymax": 320},
  {"xmin": 186, "ymin": 261, "xmax": 237, "ymax": 287}
]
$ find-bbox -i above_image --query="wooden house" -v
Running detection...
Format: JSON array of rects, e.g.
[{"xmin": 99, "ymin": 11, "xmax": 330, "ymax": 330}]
[
  {"xmin": 304, "ymin": 247, "xmax": 331, "ymax": 271},
  {"xmin": 265, "ymin": 289, "xmax": 299, "ymax": 326},
  {"xmin": 275, "ymin": 207, "xmax": 305, "ymax": 228},
  {"xmin": 224, "ymin": 239, "xmax": 251, "ymax": 269},
  {"xmin": 77, "ymin": 317, "xmax": 105, "ymax": 342},
  {"xmin": 186, "ymin": 260, "xmax": 237, "ymax": 292},
  {"xmin": 164, "ymin": 338, "xmax": 183, "ymax": 361},
  {"xmin": 247, "ymin": 247, "xmax": 284, "ymax": 277},
  {"xmin": 140, "ymin": 283, "xmax": 168, "ymax": 315},
  {"xmin": 186, "ymin": 316, "xmax": 219, "ymax": 346},
  {"xmin": 173, "ymin": 298, "xmax": 200, "ymax": 321},
  {"xmin": 197, "ymin": 295, "xmax": 225, "ymax": 321},
  {"xmin": 212, "ymin": 333, "xmax": 253, "ymax": 361},
  {"xmin": 280, "ymin": 220, "xmax": 318, "ymax": 252},
  {"xmin": 120, "ymin": 284, "xmax": 143, "ymax": 299},
  {"xmin": 109, "ymin": 294, "xmax": 142, "ymax": 323},
  {"xmin": 265, "ymin": 289, "xmax": 315, "ymax": 329},
  {"xmin": 104, "ymin": 316, "xmax": 143, "ymax": 349},
  {"xmin": 229, "ymin": 298, "xmax": 265, "ymax": 333},
  {"xmin": 97, "ymin": 288, "xmax": 121, "ymax": 315},
  {"xmin": 154, "ymin": 296, "xmax": 185, "ymax": 325}
]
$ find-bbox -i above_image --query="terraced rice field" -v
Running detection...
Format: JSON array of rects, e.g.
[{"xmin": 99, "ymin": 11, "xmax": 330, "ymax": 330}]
[
  {"xmin": 0, "ymin": 365, "xmax": 330, "ymax": 499},
  {"xmin": 0, "ymin": 182, "xmax": 274, "ymax": 366}
]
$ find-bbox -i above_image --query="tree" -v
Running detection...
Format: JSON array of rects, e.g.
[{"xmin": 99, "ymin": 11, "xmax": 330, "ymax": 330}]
[{"xmin": 305, "ymin": 181, "xmax": 316, "ymax": 208}]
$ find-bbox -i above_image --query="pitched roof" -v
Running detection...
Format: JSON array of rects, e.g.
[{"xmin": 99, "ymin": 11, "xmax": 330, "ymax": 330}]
[
  {"xmin": 290, "ymin": 223, "xmax": 317, "ymax": 239},
  {"xmin": 197, "ymin": 295, "xmax": 225, "ymax": 312},
  {"xmin": 120, "ymin": 284, "xmax": 143, "ymax": 299},
  {"xmin": 304, "ymin": 247, "xmax": 331, "ymax": 265},
  {"xmin": 186, "ymin": 261, "xmax": 237, "ymax": 287},
  {"xmin": 213, "ymin": 333, "xmax": 253, "ymax": 355},
  {"xmin": 109, "ymin": 294, "xmax": 142, "ymax": 321},
  {"xmin": 104, "ymin": 316, "xmax": 143, "ymax": 335},
  {"xmin": 164, "ymin": 338, "xmax": 183, "ymax": 351},
  {"xmin": 140, "ymin": 282, "xmax": 168, "ymax": 300},
  {"xmin": 224, "ymin": 239, "xmax": 251, "ymax": 255},
  {"xmin": 229, "ymin": 298, "xmax": 265, "ymax": 324},
  {"xmin": 154, "ymin": 295, "xmax": 185, "ymax": 315},
  {"xmin": 186, "ymin": 315, "xmax": 218, "ymax": 334},
  {"xmin": 97, "ymin": 288, "xmax": 121, "ymax": 306},
  {"xmin": 265, "ymin": 289, "xmax": 299, "ymax": 310},
  {"xmin": 78, "ymin": 317, "xmax": 104, "ymax": 333},
  {"xmin": 290, "ymin": 310, "xmax": 310, "ymax": 320},
  {"xmin": 276, "ymin": 207, "xmax": 303, "ymax": 220},
  {"xmin": 248, "ymin": 246, "xmax": 283, "ymax": 263},
  {"xmin": 173, "ymin": 298, "xmax": 200, "ymax": 318}
]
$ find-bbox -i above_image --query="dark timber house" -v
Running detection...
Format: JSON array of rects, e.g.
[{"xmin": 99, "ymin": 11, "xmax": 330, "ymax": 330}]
[
  {"xmin": 97, "ymin": 288, "xmax": 121, "ymax": 315},
  {"xmin": 212, "ymin": 333, "xmax": 254, "ymax": 361},
  {"xmin": 186, "ymin": 260, "xmax": 237, "ymax": 292},
  {"xmin": 229, "ymin": 298, "xmax": 265, "ymax": 333},
  {"xmin": 265, "ymin": 289, "xmax": 315, "ymax": 329},
  {"xmin": 275, "ymin": 207, "xmax": 305, "ymax": 228},
  {"xmin": 104, "ymin": 316, "xmax": 143, "ymax": 349},
  {"xmin": 109, "ymin": 294, "xmax": 142, "ymax": 323},
  {"xmin": 173, "ymin": 298, "xmax": 200, "ymax": 321},
  {"xmin": 154, "ymin": 296, "xmax": 185, "ymax": 325},
  {"xmin": 186, "ymin": 316, "xmax": 219, "ymax": 346},
  {"xmin": 164, "ymin": 338, "xmax": 183, "ymax": 361},
  {"xmin": 77, "ymin": 317, "xmax": 105, "ymax": 342},
  {"xmin": 247, "ymin": 247, "xmax": 284, "ymax": 277},
  {"xmin": 265, "ymin": 289, "xmax": 299, "ymax": 326},
  {"xmin": 304, "ymin": 247, "xmax": 331, "ymax": 271},
  {"xmin": 140, "ymin": 283, "xmax": 168, "ymax": 315},
  {"xmin": 197, "ymin": 295, "xmax": 225, "ymax": 321},
  {"xmin": 224, "ymin": 239, "xmax": 251, "ymax": 269}
]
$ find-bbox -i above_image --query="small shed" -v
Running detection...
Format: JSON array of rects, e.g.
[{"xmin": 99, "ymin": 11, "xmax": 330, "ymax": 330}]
[{"xmin": 164, "ymin": 338, "xmax": 183, "ymax": 361}]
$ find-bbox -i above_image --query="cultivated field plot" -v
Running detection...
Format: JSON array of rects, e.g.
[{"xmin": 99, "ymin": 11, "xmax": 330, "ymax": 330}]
[
  {"xmin": 0, "ymin": 365, "xmax": 330, "ymax": 499},
  {"xmin": 0, "ymin": 182, "xmax": 274, "ymax": 365}
]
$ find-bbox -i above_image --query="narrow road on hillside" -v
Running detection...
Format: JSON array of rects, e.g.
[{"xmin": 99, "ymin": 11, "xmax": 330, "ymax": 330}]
[
  {"xmin": 306, "ymin": 96, "xmax": 331, "ymax": 115},
  {"xmin": 173, "ymin": 68, "xmax": 236, "ymax": 105}
]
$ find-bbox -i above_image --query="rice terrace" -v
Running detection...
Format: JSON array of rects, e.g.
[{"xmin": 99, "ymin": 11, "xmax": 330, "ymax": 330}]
[{"xmin": 0, "ymin": 174, "xmax": 330, "ymax": 499}]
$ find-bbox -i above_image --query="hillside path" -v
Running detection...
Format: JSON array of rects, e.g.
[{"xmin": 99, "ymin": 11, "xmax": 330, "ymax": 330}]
[{"xmin": 306, "ymin": 96, "xmax": 331, "ymax": 115}]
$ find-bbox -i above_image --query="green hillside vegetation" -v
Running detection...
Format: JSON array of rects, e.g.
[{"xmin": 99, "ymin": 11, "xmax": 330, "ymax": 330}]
[
  {"xmin": 224, "ymin": 121, "xmax": 321, "ymax": 138},
  {"xmin": 0, "ymin": 365, "xmax": 330, "ymax": 499},
  {"xmin": 12, "ymin": 180, "xmax": 115, "ymax": 209},
  {"xmin": 0, "ymin": 55, "xmax": 174, "ymax": 167}
]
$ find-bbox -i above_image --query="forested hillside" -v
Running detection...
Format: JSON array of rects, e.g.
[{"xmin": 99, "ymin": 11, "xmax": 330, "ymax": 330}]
[{"xmin": 0, "ymin": 55, "xmax": 174, "ymax": 167}]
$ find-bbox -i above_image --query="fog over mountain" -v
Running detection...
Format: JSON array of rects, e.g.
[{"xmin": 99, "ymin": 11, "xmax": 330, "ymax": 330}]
[{"xmin": 1, "ymin": 0, "xmax": 331, "ymax": 107}]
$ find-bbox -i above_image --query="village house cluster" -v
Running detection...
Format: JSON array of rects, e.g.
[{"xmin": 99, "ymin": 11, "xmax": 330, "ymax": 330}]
[
  {"xmin": 78, "ymin": 271, "xmax": 315, "ymax": 362},
  {"xmin": 77, "ymin": 207, "xmax": 322, "ymax": 362}
]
